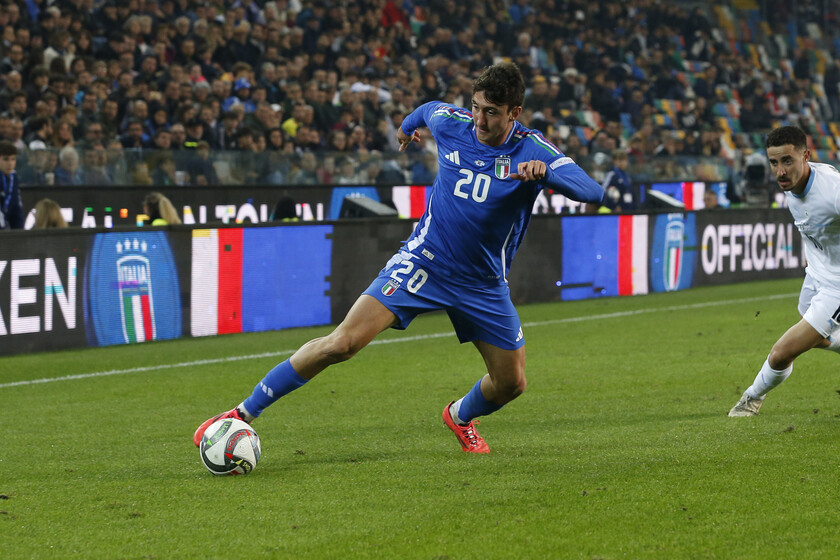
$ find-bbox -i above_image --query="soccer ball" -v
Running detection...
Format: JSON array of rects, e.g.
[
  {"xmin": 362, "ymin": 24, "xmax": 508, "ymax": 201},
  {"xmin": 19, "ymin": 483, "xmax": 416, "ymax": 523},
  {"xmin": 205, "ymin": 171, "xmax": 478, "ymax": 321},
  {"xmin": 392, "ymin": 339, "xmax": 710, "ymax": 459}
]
[{"xmin": 199, "ymin": 418, "xmax": 261, "ymax": 475}]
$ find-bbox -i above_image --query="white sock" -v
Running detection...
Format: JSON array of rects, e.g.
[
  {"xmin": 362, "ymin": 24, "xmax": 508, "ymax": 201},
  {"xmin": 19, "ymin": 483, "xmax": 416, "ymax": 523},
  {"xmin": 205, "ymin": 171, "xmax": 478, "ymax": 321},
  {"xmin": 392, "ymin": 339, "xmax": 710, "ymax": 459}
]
[
  {"xmin": 823, "ymin": 333, "xmax": 840, "ymax": 354},
  {"xmin": 236, "ymin": 402, "xmax": 256, "ymax": 422},
  {"xmin": 745, "ymin": 359, "xmax": 792, "ymax": 399},
  {"xmin": 449, "ymin": 398, "xmax": 466, "ymax": 425}
]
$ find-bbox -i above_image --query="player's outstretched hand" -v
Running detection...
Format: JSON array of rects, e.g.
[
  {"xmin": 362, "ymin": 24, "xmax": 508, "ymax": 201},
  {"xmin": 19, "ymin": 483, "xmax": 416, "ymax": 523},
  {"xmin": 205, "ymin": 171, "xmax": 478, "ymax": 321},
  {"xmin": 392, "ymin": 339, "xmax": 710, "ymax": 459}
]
[
  {"xmin": 397, "ymin": 127, "xmax": 421, "ymax": 152},
  {"xmin": 509, "ymin": 160, "xmax": 547, "ymax": 182}
]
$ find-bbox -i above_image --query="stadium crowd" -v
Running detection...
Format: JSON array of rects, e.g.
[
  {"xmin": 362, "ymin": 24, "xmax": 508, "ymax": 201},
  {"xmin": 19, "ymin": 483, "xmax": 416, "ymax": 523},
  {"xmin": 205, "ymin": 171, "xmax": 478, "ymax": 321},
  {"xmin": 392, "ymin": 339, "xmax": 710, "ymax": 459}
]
[{"xmin": 0, "ymin": 0, "xmax": 839, "ymax": 190}]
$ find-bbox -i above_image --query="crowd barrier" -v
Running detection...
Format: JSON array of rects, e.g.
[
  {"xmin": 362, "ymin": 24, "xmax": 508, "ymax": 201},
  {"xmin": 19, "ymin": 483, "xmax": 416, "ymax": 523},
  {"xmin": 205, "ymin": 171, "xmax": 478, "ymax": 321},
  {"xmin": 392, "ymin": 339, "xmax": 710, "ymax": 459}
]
[
  {"xmin": 20, "ymin": 177, "xmax": 747, "ymax": 231},
  {"xmin": 0, "ymin": 208, "xmax": 802, "ymax": 356}
]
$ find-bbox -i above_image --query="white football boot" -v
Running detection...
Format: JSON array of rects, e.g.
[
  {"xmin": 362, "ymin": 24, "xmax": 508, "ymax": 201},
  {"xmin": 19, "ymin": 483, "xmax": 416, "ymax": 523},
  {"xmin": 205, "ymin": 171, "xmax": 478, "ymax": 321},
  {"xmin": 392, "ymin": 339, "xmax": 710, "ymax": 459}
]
[{"xmin": 728, "ymin": 392, "xmax": 764, "ymax": 417}]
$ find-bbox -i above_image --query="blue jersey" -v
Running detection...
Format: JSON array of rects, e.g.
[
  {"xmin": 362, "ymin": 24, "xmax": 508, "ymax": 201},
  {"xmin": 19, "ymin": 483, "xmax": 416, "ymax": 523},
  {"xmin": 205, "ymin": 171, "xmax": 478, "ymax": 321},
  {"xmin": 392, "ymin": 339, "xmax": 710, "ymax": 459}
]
[{"xmin": 399, "ymin": 101, "xmax": 603, "ymax": 285}]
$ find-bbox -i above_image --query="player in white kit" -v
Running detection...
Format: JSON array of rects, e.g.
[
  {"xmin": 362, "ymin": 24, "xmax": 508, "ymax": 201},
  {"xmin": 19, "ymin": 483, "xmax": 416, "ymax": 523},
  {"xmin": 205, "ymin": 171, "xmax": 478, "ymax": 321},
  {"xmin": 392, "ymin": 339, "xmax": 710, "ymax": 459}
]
[{"xmin": 729, "ymin": 125, "xmax": 840, "ymax": 416}]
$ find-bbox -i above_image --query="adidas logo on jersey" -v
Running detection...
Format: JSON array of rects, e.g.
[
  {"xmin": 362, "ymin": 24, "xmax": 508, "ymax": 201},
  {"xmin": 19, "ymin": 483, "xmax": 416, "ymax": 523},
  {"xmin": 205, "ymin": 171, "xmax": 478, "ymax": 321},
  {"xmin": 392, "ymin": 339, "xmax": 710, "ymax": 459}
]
[{"xmin": 444, "ymin": 151, "xmax": 460, "ymax": 165}]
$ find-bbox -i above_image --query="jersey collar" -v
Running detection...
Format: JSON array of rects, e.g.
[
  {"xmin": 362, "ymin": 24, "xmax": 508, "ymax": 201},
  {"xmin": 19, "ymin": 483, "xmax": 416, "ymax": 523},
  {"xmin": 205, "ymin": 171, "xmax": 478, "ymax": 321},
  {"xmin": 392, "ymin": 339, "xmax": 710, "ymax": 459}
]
[
  {"xmin": 502, "ymin": 120, "xmax": 520, "ymax": 146},
  {"xmin": 471, "ymin": 119, "xmax": 521, "ymax": 149},
  {"xmin": 793, "ymin": 163, "xmax": 815, "ymax": 198}
]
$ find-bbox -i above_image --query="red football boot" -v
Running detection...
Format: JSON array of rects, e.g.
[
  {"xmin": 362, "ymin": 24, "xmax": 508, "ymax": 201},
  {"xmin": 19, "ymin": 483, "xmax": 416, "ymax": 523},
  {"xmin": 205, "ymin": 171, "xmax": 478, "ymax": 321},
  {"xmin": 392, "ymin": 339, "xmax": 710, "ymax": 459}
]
[
  {"xmin": 193, "ymin": 407, "xmax": 248, "ymax": 447},
  {"xmin": 442, "ymin": 401, "xmax": 490, "ymax": 453}
]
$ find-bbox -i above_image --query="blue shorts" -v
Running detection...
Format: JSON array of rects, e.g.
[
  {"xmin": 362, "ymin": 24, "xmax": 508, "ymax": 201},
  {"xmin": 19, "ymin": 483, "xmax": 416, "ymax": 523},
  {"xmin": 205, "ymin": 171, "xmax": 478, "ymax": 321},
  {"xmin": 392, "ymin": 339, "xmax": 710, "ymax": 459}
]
[{"xmin": 362, "ymin": 252, "xmax": 525, "ymax": 350}]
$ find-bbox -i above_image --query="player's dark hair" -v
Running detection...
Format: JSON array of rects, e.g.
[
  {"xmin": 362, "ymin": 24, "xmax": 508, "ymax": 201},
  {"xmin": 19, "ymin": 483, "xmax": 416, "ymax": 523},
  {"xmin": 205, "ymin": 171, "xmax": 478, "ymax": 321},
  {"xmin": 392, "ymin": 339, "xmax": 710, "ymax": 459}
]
[
  {"xmin": 766, "ymin": 125, "xmax": 807, "ymax": 150},
  {"xmin": 0, "ymin": 140, "xmax": 17, "ymax": 157},
  {"xmin": 472, "ymin": 62, "xmax": 525, "ymax": 109}
]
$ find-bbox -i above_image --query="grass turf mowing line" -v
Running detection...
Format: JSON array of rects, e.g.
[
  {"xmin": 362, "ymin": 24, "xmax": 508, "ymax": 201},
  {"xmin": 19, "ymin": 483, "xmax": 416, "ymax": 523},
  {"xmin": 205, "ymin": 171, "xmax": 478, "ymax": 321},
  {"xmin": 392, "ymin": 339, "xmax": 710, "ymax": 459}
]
[{"xmin": 1, "ymin": 278, "xmax": 839, "ymax": 559}]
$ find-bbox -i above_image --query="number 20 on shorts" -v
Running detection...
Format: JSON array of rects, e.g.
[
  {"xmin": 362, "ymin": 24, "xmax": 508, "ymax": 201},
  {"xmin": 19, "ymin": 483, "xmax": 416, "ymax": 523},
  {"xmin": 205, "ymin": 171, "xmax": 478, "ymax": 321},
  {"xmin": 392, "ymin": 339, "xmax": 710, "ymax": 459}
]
[{"xmin": 390, "ymin": 261, "xmax": 429, "ymax": 293}]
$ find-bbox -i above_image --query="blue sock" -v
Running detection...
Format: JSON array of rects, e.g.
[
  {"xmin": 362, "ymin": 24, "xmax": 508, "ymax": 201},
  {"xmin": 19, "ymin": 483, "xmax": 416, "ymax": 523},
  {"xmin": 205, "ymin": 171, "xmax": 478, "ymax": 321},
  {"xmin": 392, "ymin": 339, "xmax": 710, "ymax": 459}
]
[
  {"xmin": 457, "ymin": 378, "xmax": 504, "ymax": 423},
  {"xmin": 242, "ymin": 359, "xmax": 308, "ymax": 418}
]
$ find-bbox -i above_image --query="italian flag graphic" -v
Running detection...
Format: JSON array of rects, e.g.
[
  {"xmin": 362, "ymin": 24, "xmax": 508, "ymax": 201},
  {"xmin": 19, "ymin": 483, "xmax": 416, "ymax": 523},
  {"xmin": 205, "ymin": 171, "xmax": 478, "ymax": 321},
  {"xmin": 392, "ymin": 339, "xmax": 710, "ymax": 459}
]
[
  {"xmin": 117, "ymin": 255, "xmax": 156, "ymax": 343},
  {"xmin": 391, "ymin": 185, "xmax": 429, "ymax": 218},
  {"xmin": 191, "ymin": 228, "xmax": 243, "ymax": 336},
  {"xmin": 123, "ymin": 292, "xmax": 153, "ymax": 343},
  {"xmin": 617, "ymin": 214, "xmax": 649, "ymax": 296}
]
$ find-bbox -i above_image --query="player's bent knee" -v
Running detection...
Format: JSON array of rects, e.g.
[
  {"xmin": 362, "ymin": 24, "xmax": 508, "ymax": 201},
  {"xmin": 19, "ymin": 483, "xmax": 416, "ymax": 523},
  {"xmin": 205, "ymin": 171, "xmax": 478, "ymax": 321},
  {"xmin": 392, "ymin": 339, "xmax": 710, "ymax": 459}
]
[
  {"xmin": 768, "ymin": 345, "xmax": 795, "ymax": 370},
  {"xmin": 495, "ymin": 374, "xmax": 527, "ymax": 402},
  {"xmin": 322, "ymin": 332, "xmax": 364, "ymax": 363},
  {"xmin": 511, "ymin": 375, "xmax": 527, "ymax": 398}
]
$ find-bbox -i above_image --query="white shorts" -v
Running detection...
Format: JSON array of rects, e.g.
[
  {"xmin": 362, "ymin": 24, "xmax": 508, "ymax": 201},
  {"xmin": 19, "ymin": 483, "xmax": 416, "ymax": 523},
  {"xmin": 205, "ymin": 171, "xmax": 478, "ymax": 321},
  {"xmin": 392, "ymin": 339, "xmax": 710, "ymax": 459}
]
[{"xmin": 798, "ymin": 272, "xmax": 840, "ymax": 338}]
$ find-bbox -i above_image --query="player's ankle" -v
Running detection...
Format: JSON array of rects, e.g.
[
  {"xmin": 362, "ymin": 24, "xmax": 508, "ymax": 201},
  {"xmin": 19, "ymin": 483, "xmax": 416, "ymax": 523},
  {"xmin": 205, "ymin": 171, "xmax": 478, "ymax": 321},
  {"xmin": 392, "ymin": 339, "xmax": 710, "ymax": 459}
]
[{"xmin": 237, "ymin": 403, "xmax": 256, "ymax": 423}]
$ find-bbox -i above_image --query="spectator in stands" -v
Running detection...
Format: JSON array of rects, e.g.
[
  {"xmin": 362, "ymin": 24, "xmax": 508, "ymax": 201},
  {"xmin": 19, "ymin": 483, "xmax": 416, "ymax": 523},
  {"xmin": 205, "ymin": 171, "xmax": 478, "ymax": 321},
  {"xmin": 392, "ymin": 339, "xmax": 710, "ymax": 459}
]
[
  {"xmin": 3, "ymin": 92, "xmax": 28, "ymax": 123},
  {"xmin": 150, "ymin": 153, "xmax": 181, "ymax": 185},
  {"xmin": 266, "ymin": 127, "xmax": 287, "ymax": 152},
  {"xmin": 654, "ymin": 133, "xmax": 680, "ymax": 158},
  {"xmin": 337, "ymin": 156, "xmax": 363, "ymax": 184},
  {"xmin": 79, "ymin": 122, "xmax": 105, "ymax": 150},
  {"xmin": 146, "ymin": 104, "xmax": 171, "ymax": 138},
  {"xmin": 588, "ymin": 129, "xmax": 616, "ymax": 158},
  {"xmin": 32, "ymin": 198, "xmax": 68, "ymax": 228},
  {"xmin": 216, "ymin": 111, "xmax": 241, "ymax": 149},
  {"xmin": 99, "ymin": 98, "xmax": 121, "ymax": 141},
  {"xmin": 825, "ymin": 58, "xmax": 840, "ymax": 121},
  {"xmin": 151, "ymin": 129, "xmax": 173, "ymax": 151},
  {"xmin": 555, "ymin": 67, "xmax": 580, "ymax": 110},
  {"xmin": 186, "ymin": 141, "xmax": 219, "ymax": 185},
  {"xmin": 699, "ymin": 125, "xmax": 723, "ymax": 157},
  {"xmin": 627, "ymin": 133, "xmax": 645, "ymax": 161},
  {"xmin": 739, "ymin": 96, "xmax": 765, "ymax": 133},
  {"xmin": 25, "ymin": 116, "xmax": 52, "ymax": 150},
  {"xmin": 0, "ymin": 0, "xmax": 834, "ymax": 190},
  {"xmin": 80, "ymin": 144, "xmax": 113, "ymax": 186},
  {"xmin": 18, "ymin": 142, "xmax": 54, "ymax": 185},
  {"xmin": 44, "ymin": 30, "xmax": 74, "ymax": 72},
  {"xmin": 289, "ymin": 151, "xmax": 319, "ymax": 184},
  {"xmin": 143, "ymin": 191, "xmax": 181, "ymax": 225},
  {"xmin": 524, "ymin": 75, "xmax": 553, "ymax": 113},
  {"xmin": 54, "ymin": 146, "xmax": 84, "ymax": 185},
  {"xmin": 0, "ymin": 71, "xmax": 23, "ymax": 110},
  {"xmin": 563, "ymin": 133, "xmax": 589, "ymax": 160},
  {"xmin": 601, "ymin": 149, "xmax": 635, "ymax": 212},
  {"xmin": 703, "ymin": 188, "xmax": 720, "ymax": 210},
  {"xmin": 681, "ymin": 131, "xmax": 703, "ymax": 156},
  {"xmin": 6, "ymin": 118, "xmax": 25, "ymax": 152},
  {"xmin": 692, "ymin": 64, "xmax": 719, "ymax": 101},
  {"xmin": 0, "ymin": 44, "xmax": 25, "ymax": 75},
  {"xmin": 347, "ymin": 124, "xmax": 369, "ymax": 153},
  {"xmin": 0, "ymin": 140, "xmax": 23, "ymax": 229},
  {"xmin": 51, "ymin": 119, "xmax": 75, "ymax": 148},
  {"xmin": 167, "ymin": 122, "xmax": 186, "ymax": 150},
  {"xmin": 77, "ymin": 92, "xmax": 99, "ymax": 132},
  {"xmin": 121, "ymin": 119, "xmax": 150, "ymax": 149},
  {"xmin": 184, "ymin": 119, "xmax": 205, "ymax": 148}
]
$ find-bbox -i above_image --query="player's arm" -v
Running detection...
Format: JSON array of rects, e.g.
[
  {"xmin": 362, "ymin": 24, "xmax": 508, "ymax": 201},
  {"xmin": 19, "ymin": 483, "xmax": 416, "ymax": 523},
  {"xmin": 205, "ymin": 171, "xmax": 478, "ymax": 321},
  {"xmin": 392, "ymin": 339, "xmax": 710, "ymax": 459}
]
[
  {"xmin": 397, "ymin": 101, "xmax": 446, "ymax": 152},
  {"xmin": 511, "ymin": 158, "xmax": 604, "ymax": 204}
]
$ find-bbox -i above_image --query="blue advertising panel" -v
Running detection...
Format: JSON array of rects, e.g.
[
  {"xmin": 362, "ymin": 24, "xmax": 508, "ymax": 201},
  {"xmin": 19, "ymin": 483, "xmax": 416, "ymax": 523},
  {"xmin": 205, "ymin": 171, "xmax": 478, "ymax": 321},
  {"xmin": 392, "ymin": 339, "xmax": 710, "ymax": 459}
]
[
  {"xmin": 240, "ymin": 226, "xmax": 332, "ymax": 332},
  {"xmin": 560, "ymin": 215, "xmax": 619, "ymax": 300},
  {"xmin": 649, "ymin": 213, "xmax": 697, "ymax": 292},
  {"xmin": 85, "ymin": 231, "xmax": 182, "ymax": 346}
]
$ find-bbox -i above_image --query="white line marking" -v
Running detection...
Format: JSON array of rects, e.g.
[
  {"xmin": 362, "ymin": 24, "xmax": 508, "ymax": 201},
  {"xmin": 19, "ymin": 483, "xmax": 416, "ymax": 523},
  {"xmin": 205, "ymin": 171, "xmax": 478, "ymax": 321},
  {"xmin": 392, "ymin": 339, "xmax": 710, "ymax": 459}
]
[{"xmin": 0, "ymin": 292, "xmax": 797, "ymax": 389}]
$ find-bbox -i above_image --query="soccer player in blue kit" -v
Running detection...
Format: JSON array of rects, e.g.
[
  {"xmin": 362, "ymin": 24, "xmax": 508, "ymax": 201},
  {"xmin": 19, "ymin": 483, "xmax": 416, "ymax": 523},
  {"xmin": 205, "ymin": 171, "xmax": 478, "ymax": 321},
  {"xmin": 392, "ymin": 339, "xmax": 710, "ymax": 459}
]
[{"xmin": 194, "ymin": 63, "xmax": 604, "ymax": 453}]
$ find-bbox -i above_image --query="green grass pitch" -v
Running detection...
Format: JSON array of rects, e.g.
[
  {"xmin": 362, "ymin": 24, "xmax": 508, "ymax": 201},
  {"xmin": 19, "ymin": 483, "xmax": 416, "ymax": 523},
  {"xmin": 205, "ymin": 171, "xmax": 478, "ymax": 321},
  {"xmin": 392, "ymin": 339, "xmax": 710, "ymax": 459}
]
[{"xmin": 2, "ymin": 278, "xmax": 839, "ymax": 559}]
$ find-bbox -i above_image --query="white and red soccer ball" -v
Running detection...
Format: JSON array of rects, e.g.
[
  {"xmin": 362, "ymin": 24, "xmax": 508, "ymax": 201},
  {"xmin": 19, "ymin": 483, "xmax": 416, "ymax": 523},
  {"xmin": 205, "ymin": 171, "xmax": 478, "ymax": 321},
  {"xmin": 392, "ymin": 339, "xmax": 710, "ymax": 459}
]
[{"xmin": 199, "ymin": 418, "xmax": 261, "ymax": 475}]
